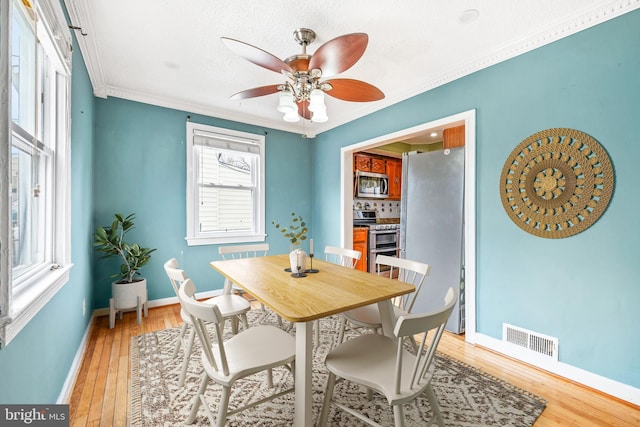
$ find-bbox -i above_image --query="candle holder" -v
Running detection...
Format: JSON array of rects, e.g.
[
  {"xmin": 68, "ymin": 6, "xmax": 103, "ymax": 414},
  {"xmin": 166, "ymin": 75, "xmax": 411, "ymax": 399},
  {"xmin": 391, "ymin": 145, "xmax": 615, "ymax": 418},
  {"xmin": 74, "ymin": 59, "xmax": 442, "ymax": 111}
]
[
  {"xmin": 291, "ymin": 264, "xmax": 307, "ymax": 278},
  {"xmin": 306, "ymin": 253, "xmax": 319, "ymax": 273}
]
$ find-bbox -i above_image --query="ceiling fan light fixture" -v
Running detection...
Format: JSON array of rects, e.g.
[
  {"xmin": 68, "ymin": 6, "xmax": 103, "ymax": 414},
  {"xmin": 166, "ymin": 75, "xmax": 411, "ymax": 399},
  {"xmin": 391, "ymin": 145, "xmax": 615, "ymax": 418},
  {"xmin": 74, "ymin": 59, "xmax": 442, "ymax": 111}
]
[
  {"xmin": 277, "ymin": 90, "xmax": 296, "ymax": 113},
  {"xmin": 283, "ymin": 109, "xmax": 300, "ymax": 122},
  {"xmin": 308, "ymin": 89, "xmax": 325, "ymax": 113},
  {"xmin": 311, "ymin": 105, "xmax": 328, "ymax": 123}
]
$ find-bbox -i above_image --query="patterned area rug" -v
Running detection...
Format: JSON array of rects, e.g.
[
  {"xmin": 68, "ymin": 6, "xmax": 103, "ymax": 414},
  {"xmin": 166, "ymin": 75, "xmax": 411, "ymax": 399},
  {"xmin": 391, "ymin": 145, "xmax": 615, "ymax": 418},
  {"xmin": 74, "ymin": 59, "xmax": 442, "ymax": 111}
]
[{"xmin": 131, "ymin": 310, "xmax": 545, "ymax": 426}]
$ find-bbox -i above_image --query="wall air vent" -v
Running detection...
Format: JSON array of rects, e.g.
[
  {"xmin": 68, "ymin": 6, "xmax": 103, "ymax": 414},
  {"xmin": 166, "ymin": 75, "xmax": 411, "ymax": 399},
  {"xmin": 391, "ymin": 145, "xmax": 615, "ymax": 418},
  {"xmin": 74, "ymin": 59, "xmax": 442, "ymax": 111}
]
[{"xmin": 503, "ymin": 323, "xmax": 558, "ymax": 361}]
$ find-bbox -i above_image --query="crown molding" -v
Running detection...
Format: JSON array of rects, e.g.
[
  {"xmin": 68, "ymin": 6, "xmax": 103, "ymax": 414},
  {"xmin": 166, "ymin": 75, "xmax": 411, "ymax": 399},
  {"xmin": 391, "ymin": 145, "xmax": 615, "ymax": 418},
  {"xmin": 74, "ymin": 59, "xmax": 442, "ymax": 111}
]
[
  {"xmin": 66, "ymin": 0, "xmax": 639, "ymax": 135},
  {"xmin": 63, "ymin": 0, "xmax": 107, "ymax": 97},
  {"xmin": 104, "ymin": 86, "xmax": 303, "ymax": 134}
]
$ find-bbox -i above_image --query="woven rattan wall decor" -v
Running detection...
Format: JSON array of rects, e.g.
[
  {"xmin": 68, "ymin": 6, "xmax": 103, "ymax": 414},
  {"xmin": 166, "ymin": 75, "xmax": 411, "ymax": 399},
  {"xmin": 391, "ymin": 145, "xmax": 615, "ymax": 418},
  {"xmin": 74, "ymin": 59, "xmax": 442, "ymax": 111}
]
[{"xmin": 500, "ymin": 128, "xmax": 614, "ymax": 238}]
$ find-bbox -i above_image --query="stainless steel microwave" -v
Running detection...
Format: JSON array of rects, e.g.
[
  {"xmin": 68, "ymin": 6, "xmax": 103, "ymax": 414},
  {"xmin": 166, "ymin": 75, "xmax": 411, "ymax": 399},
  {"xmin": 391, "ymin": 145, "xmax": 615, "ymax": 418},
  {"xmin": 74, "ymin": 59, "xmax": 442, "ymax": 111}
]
[{"xmin": 355, "ymin": 171, "xmax": 389, "ymax": 199}]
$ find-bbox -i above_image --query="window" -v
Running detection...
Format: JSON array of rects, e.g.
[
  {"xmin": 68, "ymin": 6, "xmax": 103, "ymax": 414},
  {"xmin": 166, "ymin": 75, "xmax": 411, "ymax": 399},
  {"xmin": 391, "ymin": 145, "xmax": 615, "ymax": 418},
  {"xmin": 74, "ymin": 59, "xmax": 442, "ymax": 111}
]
[
  {"xmin": 186, "ymin": 122, "xmax": 265, "ymax": 245},
  {"xmin": 0, "ymin": 0, "xmax": 72, "ymax": 347}
]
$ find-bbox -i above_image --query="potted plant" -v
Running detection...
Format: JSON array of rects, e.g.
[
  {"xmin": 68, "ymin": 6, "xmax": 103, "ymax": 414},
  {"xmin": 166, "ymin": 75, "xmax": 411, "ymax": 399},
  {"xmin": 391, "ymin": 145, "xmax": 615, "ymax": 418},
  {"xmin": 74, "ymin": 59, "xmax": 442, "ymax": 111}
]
[
  {"xmin": 94, "ymin": 213, "xmax": 156, "ymax": 328},
  {"xmin": 272, "ymin": 212, "xmax": 309, "ymax": 275}
]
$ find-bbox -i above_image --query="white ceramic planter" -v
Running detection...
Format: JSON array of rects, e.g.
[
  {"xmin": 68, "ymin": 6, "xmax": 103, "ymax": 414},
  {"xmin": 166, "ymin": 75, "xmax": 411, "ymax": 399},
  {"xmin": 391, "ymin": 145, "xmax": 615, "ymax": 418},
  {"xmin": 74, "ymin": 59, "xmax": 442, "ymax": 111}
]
[
  {"xmin": 112, "ymin": 278, "xmax": 148, "ymax": 310},
  {"xmin": 109, "ymin": 278, "xmax": 148, "ymax": 328}
]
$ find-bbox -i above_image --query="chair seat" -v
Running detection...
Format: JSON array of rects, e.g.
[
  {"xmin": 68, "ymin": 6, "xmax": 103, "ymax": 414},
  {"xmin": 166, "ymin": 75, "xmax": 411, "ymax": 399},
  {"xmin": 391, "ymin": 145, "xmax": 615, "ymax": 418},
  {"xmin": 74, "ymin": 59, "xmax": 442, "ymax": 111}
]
[
  {"xmin": 181, "ymin": 294, "xmax": 250, "ymax": 324},
  {"xmin": 180, "ymin": 307, "xmax": 192, "ymax": 324},
  {"xmin": 202, "ymin": 294, "xmax": 251, "ymax": 317},
  {"xmin": 342, "ymin": 303, "xmax": 408, "ymax": 328},
  {"xmin": 325, "ymin": 333, "xmax": 432, "ymax": 406},
  {"xmin": 202, "ymin": 325, "xmax": 296, "ymax": 386}
]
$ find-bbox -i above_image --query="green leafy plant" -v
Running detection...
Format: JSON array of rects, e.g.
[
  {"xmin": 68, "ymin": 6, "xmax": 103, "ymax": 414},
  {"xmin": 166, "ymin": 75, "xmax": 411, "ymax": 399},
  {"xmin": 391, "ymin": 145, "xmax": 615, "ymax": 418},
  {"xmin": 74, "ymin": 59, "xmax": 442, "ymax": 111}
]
[
  {"xmin": 272, "ymin": 212, "xmax": 308, "ymax": 247},
  {"xmin": 94, "ymin": 213, "xmax": 156, "ymax": 283}
]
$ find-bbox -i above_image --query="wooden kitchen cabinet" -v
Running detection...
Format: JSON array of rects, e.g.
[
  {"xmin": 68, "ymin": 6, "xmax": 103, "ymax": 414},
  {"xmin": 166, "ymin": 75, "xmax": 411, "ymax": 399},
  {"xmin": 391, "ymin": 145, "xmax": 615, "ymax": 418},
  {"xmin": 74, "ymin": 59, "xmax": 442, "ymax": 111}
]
[
  {"xmin": 354, "ymin": 154, "xmax": 372, "ymax": 172},
  {"xmin": 354, "ymin": 153, "xmax": 386, "ymax": 174},
  {"xmin": 353, "ymin": 227, "xmax": 368, "ymax": 272},
  {"xmin": 371, "ymin": 157, "xmax": 386, "ymax": 173},
  {"xmin": 386, "ymin": 158, "xmax": 402, "ymax": 199},
  {"xmin": 443, "ymin": 125, "xmax": 465, "ymax": 149}
]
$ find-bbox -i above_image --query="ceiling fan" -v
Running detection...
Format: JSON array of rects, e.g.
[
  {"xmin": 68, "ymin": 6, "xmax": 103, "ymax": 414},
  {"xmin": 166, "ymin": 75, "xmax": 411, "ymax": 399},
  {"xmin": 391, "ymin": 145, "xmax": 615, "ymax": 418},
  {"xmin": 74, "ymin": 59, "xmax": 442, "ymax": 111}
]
[{"xmin": 221, "ymin": 28, "xmax": 385, "ymax": 123}]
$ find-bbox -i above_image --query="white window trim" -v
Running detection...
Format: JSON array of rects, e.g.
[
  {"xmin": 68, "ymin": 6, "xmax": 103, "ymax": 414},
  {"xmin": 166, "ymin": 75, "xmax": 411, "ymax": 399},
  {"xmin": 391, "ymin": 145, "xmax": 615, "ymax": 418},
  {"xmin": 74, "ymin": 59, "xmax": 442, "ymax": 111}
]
[
  {"xmin": 185, "ymin": 122, "xmax": 266, "ymax": 246},
  {"xmin": 0, "ymin": 0, "xmax": 73, "ymax": 348}
]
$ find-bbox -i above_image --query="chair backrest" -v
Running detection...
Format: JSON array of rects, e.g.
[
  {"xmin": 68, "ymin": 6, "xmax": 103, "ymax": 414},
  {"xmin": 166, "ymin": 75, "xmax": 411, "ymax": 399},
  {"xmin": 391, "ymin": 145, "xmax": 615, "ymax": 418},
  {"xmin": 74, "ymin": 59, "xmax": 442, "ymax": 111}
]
[
  {"xmin": 393, "ymin": 287, "xmax": 457, "ymax": 394},
  {"xmin": 375, "ymin": 254, "xmax": 430, "ymax": 313},
  {"xmin": 177, "ymin": 279, "xmax": 230, "ymax": 376},
  {"xmin": 164, "ymin": 258, "xmax": 189, "ymax": 296},
  {"xmin": 324, "ymin": 245, "xmax": 361, "ymax": 268},
  {"xmin": 219, "ymin": 243, "xmax": 269, "ymax": 260}
]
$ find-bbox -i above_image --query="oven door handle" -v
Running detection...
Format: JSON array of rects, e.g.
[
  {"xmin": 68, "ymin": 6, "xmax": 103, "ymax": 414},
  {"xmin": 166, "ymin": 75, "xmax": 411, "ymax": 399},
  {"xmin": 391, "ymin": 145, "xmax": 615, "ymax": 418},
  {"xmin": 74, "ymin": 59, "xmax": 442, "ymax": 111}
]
[
  {"xmin": 369, "ymin": 247, "xmax": 400, "ymax": 254},
  {"xmin": 369, "ymin": 229, "xmax": 398, "ymax": 235}
]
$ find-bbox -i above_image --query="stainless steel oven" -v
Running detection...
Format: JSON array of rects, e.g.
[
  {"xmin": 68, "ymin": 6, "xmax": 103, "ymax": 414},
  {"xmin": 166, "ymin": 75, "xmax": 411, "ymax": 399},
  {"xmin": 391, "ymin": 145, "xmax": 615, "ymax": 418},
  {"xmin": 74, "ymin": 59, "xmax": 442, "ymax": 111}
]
[
  {"xmin": 353, "ymin": 209, "xmax": 400, "ymax": 273},
  {"xmin": 368, "ymin": 225, "xmax": 400, "ymax": 274}
]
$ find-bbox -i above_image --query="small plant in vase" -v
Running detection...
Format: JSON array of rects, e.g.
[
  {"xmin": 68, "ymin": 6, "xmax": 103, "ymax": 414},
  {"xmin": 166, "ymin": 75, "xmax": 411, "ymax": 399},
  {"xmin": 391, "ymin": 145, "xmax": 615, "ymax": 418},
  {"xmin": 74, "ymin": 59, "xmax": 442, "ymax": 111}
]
[
  {"xmin": 272, "ymin": 212, "xmax": 308, "ymax": 248},
  {"xmin": 272, "ymin": 212, "xmax": 309, "ymax": 276}
]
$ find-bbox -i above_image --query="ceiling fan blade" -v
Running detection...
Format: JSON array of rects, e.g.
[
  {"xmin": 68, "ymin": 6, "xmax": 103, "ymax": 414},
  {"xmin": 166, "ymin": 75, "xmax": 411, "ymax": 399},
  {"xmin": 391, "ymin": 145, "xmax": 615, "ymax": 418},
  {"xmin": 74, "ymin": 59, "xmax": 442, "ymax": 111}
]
[
  {"xmin": 221, "ymin": 37, "xmax": 293, "ymax": 74},
  {"xmin": 297, "ymin": 100, "xmax": 312, "ymax": 120},
  {"xmin": 308, "ymin": 33, "xmax": 368, "ymax": 77},
  {"xmin": 324, "ymin": 79, "xmax": 385, "ymax": 102},
  {"xmin": 229, "ymin": 84, "xmax": 281, "ymax": 100}
]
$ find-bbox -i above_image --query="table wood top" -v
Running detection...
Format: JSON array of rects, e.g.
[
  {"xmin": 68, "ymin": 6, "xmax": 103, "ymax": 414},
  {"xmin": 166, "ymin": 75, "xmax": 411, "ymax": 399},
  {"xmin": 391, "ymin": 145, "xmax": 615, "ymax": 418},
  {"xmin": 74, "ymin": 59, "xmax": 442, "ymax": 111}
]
[{"xmin": 210, "ymin": 254, "xmax": 415, "ymax": 323}]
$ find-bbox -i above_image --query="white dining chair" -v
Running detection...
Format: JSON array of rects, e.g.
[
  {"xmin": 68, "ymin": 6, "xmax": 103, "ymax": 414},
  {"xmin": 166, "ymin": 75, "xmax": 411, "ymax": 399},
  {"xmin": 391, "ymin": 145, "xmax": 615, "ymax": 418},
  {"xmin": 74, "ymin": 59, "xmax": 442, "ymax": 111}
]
[
  {"xmin": 315, "ymin": 246, "xmax": 362, "ymax": 346},
  {"xmin": 163, "ymin": 258, "xmax": 251, "ymax": 386},
  {"xmin": 336, "ymin": 254, "xmax": 430, "ymax": 345},
  {"xmin": 319, "ymin": 287, "xmax": 458, "ymax": 427},
  {"xmin": 178, "ymin": 279, "xmax": 296, "ymax": 426},
  {"xmin": 324, "ymin": 245, "xmax": 362, "ymax": 269},
  {"xmin": 218, "ymin": 243, "xmax": 283, "ymax": 327}
]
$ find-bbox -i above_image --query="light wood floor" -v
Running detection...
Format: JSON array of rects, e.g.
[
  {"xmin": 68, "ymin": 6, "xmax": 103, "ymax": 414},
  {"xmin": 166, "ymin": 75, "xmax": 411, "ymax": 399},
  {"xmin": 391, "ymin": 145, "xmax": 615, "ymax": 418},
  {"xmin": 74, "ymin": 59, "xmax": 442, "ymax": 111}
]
[{"xmin": 68, "ymin": 304, "xmax": 640, "ymax": 426}]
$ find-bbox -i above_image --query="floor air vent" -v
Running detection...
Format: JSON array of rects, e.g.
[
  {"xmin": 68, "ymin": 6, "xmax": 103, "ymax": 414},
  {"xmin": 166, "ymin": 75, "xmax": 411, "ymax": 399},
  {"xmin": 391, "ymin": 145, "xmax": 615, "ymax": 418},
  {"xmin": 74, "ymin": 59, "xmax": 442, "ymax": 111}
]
[{"xmin": 503, "ymin": 323, "xmax": 558, "ymax": 361}]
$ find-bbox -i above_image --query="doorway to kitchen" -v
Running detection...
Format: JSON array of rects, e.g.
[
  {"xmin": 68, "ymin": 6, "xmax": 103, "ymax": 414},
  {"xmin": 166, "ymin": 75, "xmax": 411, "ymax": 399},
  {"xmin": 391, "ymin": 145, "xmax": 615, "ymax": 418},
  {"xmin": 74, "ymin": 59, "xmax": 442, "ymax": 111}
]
[{"xmin": 339, "ymin": 109, "xmax": 477, "ymax": 343}]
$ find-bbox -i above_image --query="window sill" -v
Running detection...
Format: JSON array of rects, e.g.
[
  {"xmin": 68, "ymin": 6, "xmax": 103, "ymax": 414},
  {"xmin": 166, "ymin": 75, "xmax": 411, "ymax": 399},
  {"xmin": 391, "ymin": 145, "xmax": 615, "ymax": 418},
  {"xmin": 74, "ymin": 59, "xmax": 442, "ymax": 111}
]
[
  {"xmin": 0, "ymin": 264, "xmax": 73, "ymax": 348},
  {"xmin": 185, "ymin": 234, "xmax": 266, "ymax": 246}
]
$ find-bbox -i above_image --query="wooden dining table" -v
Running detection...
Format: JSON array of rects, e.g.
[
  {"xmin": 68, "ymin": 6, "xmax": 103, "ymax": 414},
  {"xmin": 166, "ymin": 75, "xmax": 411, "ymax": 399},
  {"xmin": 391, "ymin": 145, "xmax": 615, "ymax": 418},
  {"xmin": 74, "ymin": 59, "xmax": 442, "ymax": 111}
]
[{"xmin": 210, "ymin": 253, "xmax": 415, "ymax": 427}]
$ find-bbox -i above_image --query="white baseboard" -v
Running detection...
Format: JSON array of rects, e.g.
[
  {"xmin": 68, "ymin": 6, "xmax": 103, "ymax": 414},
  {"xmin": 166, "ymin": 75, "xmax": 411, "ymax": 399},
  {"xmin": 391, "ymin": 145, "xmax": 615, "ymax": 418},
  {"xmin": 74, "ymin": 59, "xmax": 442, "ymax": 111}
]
[
  {"xmin": 474, "ymin": 332, "xmax": 640, "ymax": 406},
  {"xmin": 57, "ymin": 312, "xmax": 94, "ymax": 404},
  {"xmin": 92, "ymin": 289, "xmax": 225, "ymax": 318}
]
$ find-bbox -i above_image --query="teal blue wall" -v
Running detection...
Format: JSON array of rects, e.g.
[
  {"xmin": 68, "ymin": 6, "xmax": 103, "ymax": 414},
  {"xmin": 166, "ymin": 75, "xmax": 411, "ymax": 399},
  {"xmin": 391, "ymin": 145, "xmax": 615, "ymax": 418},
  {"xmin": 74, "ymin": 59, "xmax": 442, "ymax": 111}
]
[
  {"xmin": 0, "ymin": 21, "xmax": 96, "ymax": 402},
  {"xmin": 314, "ymin": 10, "xmax": 640, "ymax": 388},
  {"xmin": 92, "ymin": 100, "xmax": 313, "ymax": 307}
]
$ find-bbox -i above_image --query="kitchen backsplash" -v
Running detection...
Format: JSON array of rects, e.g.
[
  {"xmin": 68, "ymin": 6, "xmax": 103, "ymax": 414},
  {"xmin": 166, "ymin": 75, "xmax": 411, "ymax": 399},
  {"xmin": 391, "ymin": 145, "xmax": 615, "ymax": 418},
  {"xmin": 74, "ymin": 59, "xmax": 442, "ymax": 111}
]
[{"xmin": 353, "ymin": 198, "xmax": 401, "ymax": 220}]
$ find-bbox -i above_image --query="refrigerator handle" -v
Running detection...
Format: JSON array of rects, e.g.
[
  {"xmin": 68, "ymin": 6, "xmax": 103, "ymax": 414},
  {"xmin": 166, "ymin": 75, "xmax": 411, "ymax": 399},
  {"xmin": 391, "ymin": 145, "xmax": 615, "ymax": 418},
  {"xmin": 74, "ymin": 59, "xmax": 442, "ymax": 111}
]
[{"xmin": 399, "ymin": 152, "xmax": 409, "ymax": 259}]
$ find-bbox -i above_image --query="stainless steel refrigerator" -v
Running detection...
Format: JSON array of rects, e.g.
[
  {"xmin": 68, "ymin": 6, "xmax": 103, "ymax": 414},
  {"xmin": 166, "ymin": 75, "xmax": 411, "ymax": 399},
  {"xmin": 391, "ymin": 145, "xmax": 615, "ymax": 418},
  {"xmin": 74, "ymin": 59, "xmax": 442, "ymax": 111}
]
[{"xmin": 400, "ymin": 148, "xmax": 465, "ymax": 333}]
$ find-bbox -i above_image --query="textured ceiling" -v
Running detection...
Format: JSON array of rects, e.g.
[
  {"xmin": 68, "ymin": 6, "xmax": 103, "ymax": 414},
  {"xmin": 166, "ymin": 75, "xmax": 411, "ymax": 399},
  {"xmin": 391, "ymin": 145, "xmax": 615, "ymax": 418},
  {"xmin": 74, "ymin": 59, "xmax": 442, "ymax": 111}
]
[{"xmin": 64, "ymin": 0, "xmax": 637, "ymax": 137}]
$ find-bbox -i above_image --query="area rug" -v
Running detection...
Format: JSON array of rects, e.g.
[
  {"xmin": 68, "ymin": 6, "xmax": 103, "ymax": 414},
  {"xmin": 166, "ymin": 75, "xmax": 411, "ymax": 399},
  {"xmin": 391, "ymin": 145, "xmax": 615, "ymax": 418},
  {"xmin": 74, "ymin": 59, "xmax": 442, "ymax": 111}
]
[{"xmin": 131, "ymin": 310, "xmax": 546, "ymax": 426}]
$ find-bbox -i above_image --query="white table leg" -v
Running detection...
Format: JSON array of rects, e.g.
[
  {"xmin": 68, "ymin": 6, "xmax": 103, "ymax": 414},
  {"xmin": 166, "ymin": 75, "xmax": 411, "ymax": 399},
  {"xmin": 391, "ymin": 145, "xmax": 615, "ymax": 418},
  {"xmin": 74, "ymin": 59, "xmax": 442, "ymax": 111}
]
[
  {"xmin": 223, "ymin": 278, "xmax": 233, "ymax": 294},
  {"xmin": 294, "ymin": 321, "xmax": 313, "ymax": 426},
  {"xmin": 377, "ymin": 299, "xmax": 396, "ymax": 338}
]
